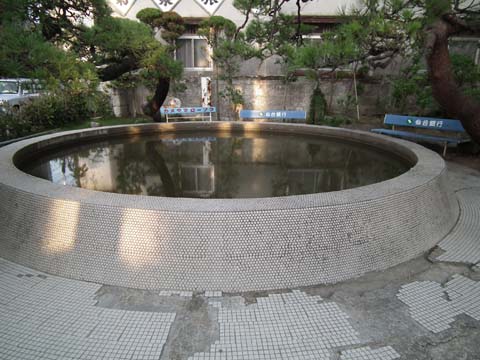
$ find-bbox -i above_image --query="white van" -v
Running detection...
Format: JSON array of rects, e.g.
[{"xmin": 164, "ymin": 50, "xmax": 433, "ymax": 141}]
[{"xmin": 0, "ymin": 79, "xmax": 43, "ymax": 113}]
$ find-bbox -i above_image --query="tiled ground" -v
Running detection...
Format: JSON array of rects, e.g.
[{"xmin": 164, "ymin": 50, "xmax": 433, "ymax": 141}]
[
  {"xmin": 0, "ymin": 168, "xmax": 479, "ymax": 359},
  {"xmin": 189, "ymin": 291, "xmax": 365, "ymax": 360},
  {"xmin": 436, "ymin": 188, "xmax": 480, "ymax": 264},
  {"xmin": 0, "ymin": 257, "xmax": 404, "ymax": 360},
  {"xmin": 0, "ymin": 259, "xmax": 175, "ymax": 360},
  {"xmin": 397, "ymin": 187, "xmax": 480, "ymax": 335},
  {"xmin": 340, "ymin": 346, "xmax": 400, "ymax": 360},
  {"xmin": 397, "ymin": 275, "xmax": 480, "ymax": 334}
]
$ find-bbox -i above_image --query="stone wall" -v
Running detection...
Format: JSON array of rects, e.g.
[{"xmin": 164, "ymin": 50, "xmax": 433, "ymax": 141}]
[{"xmin": 108, "ymin": 73, "xmax": 390, "ymax": 120}]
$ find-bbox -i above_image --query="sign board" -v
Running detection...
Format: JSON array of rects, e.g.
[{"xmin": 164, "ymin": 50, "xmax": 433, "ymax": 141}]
[
  {"xmin": 194, "ymin": 0, "xmax": 225, "ymax": 15},
  {"xmin": 160, "ymin": 107, "xmax": 216, "ymax": 115},
  {"xmin": 384, "ymin": 114, "xmax": 465, "ymax": 132},
  {"xmin": 152, "ymin": 0, "xmax": 181, "ymax": 11},
  {"xmin": 162, "ymin": 137, "xmax": 216, "ymax": 143},
  {"xmin": 240, "ymin": 110, "xmax": 306, "ymax": 120},
  {"xmin": 108, "ymin": 0, "xmax": 137, "ymax": 16}
]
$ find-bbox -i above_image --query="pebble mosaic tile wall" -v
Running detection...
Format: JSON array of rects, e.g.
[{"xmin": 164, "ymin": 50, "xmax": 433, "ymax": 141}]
[
  {"xmin": 0, "ymin": 258, "xmax": 176, "ymax": 360},
  {"xmin": 0, "ymin": 123, "xmax": 459, "ymax": 291}
]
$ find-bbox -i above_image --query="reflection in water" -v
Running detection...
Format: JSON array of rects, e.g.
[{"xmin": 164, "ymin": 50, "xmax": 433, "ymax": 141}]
[{"xmin": 23, "ymin": 132, "xmax": 410, "ymax": 199}]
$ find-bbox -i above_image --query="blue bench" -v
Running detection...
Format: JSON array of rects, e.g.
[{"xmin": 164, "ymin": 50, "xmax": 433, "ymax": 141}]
[
  {"xmin": 159, "ymin": 107, "xmax": 216, "ymax": 122},
  {"xmin": 371, "ymin": 114, "xmax": 470, "ymax": 156},
  {"xmin": 240, "ymin": 110, "xmax": 306, "ymax": 123}
]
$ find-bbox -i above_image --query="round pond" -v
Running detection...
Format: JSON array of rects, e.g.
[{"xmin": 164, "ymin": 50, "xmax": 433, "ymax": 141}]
[
  {"xmin": 20, "ymin": 130, "xmax": 410, "ymax": 199},
  {"xmin": 0, "ymin": 122, "xmax": 458, "ymax": 291}
]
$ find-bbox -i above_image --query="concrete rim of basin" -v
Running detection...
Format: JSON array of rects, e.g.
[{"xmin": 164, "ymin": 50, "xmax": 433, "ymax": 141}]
[{"xmin": 0, "ymin": 122, "xmax": 457, "ymax": 291}]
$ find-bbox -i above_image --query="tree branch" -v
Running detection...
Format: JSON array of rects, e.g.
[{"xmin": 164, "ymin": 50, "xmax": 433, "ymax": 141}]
[
  {"xmin": 97, "ymin": 57, "xmax": 139, "ymax": 82},
  {"xmin": 426, "ymin": 15, "xmax": 480, "ymax": 144},
  {"xmin": 235, "ymin": 4, "xmax": 252, "ymax": 40}
]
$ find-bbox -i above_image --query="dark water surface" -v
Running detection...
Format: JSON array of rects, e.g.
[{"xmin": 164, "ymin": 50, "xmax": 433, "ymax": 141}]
[{"xmin": 21, "ymin": 131, "xmax": 410, "ymax": 198}]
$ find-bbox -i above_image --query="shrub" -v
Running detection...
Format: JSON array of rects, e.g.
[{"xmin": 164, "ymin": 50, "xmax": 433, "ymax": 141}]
[
  {"xmin": 0, "ymin": 88, "xmax": 112, "ymax": 141},
  {"xmin": 390, "ymin": 54, "xmax": 480, "ymax": 116},
  {"xmin": 307, "ymin": 87, "xmax": 328, "ymax": 125}
]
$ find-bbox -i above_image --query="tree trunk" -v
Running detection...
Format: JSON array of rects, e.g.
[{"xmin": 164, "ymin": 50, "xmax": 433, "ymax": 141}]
[
  {"xmin": 145, "ymin": 142, "xmax": 176, "ymax": 197},
  {"xmin": 149, "ymin": 77, "xmax": 170, "ymax": 122},
  {"xmin": 99, "ymin": 59, "xmax": 170, "ymax": 121},
  {"xmin": 426, "ymin": 15, "xmax": 480, "ymax": 144}
]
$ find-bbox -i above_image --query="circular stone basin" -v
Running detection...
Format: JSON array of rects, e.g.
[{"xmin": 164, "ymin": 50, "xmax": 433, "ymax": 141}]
[
  {"xmin": 0, "ymin": 122, "xmax": 458, "ymax": 291},
  {"xmin": 19, "ymin": 129, "xmax": 410, "ymax": 199}
]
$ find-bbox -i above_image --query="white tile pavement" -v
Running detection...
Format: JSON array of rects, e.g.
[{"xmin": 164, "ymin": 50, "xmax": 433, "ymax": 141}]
[
  {"xmin": 397, "ymin": 275, "xmax": 480, "ymax": 334},
  {"xmin": 0, "ymin": 258, "xmax": 176, "ymax": 360},
  {"xmin": 159, "ymin": 290, "xmax": 193, "ymax": 298},
  {"xmin": 436, "ymin": 188, "xmax": 480, "ymax": 265},
  {"xmin": 398, "ymin": 188, "xmax": 480, "ymax": 334},
  {"xmin": 397, "ymin": 281, "xmax": 460, "ymax": 333},
  {"xmin": 189, "ymin": 290, "xmax": 363, "ymax": 360},
  {"xmin": 340, "ymin": 346, "xmax": 400, "ymax": 360},
  {"xmin": 0, "ymin": 257, "xmax": 406, "ymax": 360},
  {"xmin": 446, "ymin": 275, "xmax": 480, "ymax": 322}
]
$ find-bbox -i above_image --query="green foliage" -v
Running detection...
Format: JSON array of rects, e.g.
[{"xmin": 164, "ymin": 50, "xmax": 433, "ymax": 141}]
[
  {"xmin": 137, "ymin": 9, "xmax": 184, "ymax": 47},
  {"xmin": 82, "ymin": 17, "xmax": 158, "ymax": 62},
  {"xmin": 136, "ymin": 8, "xmax": 163, "ymax": 28},
  {"xmin": 141, "ymin": 47, "xmax": 183, "ymax": 80},
  {"xmin": 199, "ymin": 16, "xmax": 237, "ymax": 46},
  {"xmin": 229, "ymin": 0, "xmax": 480, "ymax": 126},
  {"xmin": 199, "ymin": 16, "xmax": 250, "ymax": 112},
  {"xmin": 390, "ymin": 54, "xmax": 480, "ymax": 116},
  {"xmin": 0, "ymin": 22, "xmax": 98, "ymax": 86},
  {"xmin": 105, "ymin": 10, "xmax": 185, "ymax": 95},
  {"xmin": 451, "ymin": 53, "xmax": 480, "ymax": 87},
  {"xmin": 307, "ymin": 87, "xmax": 328, "ymax": 125},
  {"xmin": 154, "ymin": 12, "xmax": 185, "ymax": 46},
  {"xmin": 0, "ymin": 0, "xmax": 112, "ymax": 44},
  {"xmin": 322, "ymin": 115, "xmax": 352, "ymax": 127},
  {"xmin": 232, "ymin": 0, "xmax": 264, "ymax": 13},
  {"xmin": 0, "ymin": 0, "xmax": 182, "ymax": 113},
  {"xmin": 425, "ymin": 0, "xmax": 452, "ymax": 24},
  {"xmin": 290, "ymin": 0, "xmax": 425, "ymax": 79},
  {"xmin": 0, "ymin": 89, "xmax": 112, "ymax": 141},
  {"xmin": 244, "ymin": 14, "xmax": 303, "ymax": 60}
]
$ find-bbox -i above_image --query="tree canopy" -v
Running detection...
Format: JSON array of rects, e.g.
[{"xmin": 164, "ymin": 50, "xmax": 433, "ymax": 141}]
[
  {"xmin": 0, "ymin": 0, "xmax": 182, "ymax": 113},
  {"xmin": 231, "ymin": 0, "xmax": 480, "ymax": 143},
  {"xmin": 1, "ymin": 0, "xmax": 479, "ymax": 143}
]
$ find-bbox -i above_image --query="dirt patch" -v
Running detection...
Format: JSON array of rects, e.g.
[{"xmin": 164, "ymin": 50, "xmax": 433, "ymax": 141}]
[{"xmin": 447, "ymin": 153, "xmax": 480, "ymax": 172}]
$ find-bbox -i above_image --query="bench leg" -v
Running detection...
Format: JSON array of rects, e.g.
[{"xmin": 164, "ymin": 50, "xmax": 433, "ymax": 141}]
[{"xmin": 443, "ymin": 142, "xmax": 447, "ymax": 157}]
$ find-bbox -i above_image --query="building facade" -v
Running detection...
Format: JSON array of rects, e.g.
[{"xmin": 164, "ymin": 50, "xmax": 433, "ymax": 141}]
[
  {"xmin": 106, "ymin": 0, "xmax": 479, "ymax": 120},
  {"xmin": 105, "ymin": 0, "xmax": 370, "ymax": 118}
]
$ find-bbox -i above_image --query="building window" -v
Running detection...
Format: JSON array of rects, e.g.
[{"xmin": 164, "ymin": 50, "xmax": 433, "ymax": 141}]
[
  {"xmin": 176, "ymin": 36, "xmax": 212, "ymax": 70},
  {"xmin": 180, "ymin": 164, "xmax": 215, "ymax": 197},
  {"xmin": 301, "ymin": 16, "xmax": 343, "ymax": 37}
]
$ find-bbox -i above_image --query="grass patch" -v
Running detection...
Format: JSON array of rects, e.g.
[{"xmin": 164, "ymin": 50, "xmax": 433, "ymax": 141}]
[{"xmin": 60, "ymin": 116, "xmax": 153, "ymax": 131}]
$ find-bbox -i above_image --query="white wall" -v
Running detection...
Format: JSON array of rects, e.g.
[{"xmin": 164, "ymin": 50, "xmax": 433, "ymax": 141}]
[{"xmin": 110, "ymin": 0, "xmax": 361, "ymax": 24}]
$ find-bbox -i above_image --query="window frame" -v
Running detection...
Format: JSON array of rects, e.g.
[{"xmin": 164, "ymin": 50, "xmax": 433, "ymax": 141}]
[
  {"xmin": 175, "ymin": 35, "xmax": 213, "ymax": 71},
  {"xmin": 180, "ymin": 164, "xmax": 215, "ymax": 197}
]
